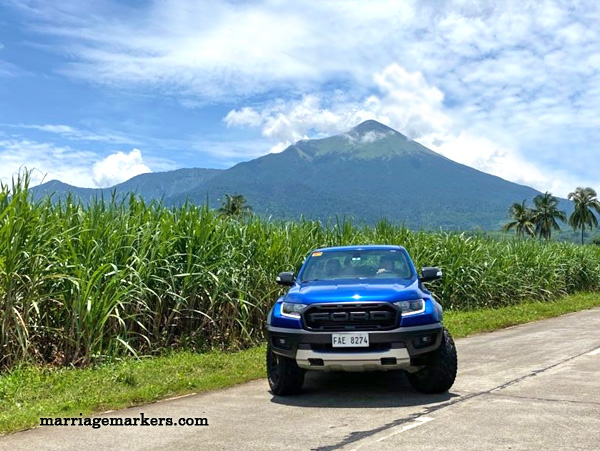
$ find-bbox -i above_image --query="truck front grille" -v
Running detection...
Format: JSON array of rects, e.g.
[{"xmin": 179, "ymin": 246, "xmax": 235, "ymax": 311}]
[{"xmin": 302, "ymin": 303, "xmax": 398, "ymax": 331}]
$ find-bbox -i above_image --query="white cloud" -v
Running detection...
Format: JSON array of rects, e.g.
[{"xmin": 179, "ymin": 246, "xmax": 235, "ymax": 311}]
[
  {"xmin": 0, "ymin": 42, "xmax": 21, "ymax": 77},
  {"xmin": 371, "ymin": 65, "xmax": 450, "ymax": 139},
  {"xmin": 225, "ymin": 94, "xmax": 377, "ymax": 148},
  {"xmin": 0, "ymin": 139, "xmax": 153, "ymax": 188},
  {"xmin": 0, "ymin": 61, "xmax": 18, "ymax": 77},
  {"xmin": 223, "ymin": 107, "xmax": 263, "ymax": 128},
  {"xmin": 14, "ymin": 1, "xmax": 600, "ymax": 109},
  {"xmin": 223, "ymin": 64, "xmax": 590, "ymax": 196},
  {"xmin": 14, "ymin": 0, "xmax": 323, "ymax": 99},
  {"xmin": 268, "ymin": 141, "xmax": 292, "ymax": 154},
  {"xmin": 92, "ymin": 148, "xmax": 151, "ymax": 188},
  {"xmin": 7, "ymin": 0, "xmax": 600, "ymax": 193},
  {"xmin": 9, "ymin": 123, "xmax": 138, "ymax": 145},
  {"xmin": 223, "ymin": 65, "xmax": 451, "ymax": 150},
  {"xmin": 0, "ymin": 139, "xmax": 99, "ymax": 187},
  {"xmin": 358, "ymin": 131, "xmax": 390, "ymax": 144},
  {"xmin": 421, "ymin": 131, "xmax": 550, "ymax": 189}
]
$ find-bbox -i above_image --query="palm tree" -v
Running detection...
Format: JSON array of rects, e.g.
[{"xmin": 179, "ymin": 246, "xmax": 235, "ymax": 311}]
[
  {"xmin": 568, "ymin": 187, "xmax": 600, "ymax": 244},
  {"xmin": 218, "ymin": 194, "xmax": 252, "ymax": 218},
  {"xmin": 503, "ymin": 200, "xmax": 535, "ymax": 238},
  {"xmin": 532, "ymin": 192, "xmax": 567, "ymax": 240}
]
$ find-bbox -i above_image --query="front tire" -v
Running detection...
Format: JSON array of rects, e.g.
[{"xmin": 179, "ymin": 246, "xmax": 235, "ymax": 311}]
[
  {"xmin": 408, "ymin": 328, "xmax": 457, "ymax": 394},
  {"xmin": 267, "ymin": 345, "xmax": 305, "ymax": 396}
]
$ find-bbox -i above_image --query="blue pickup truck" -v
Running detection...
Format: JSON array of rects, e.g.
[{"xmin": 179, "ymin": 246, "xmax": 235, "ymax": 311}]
[{"xmin": 266, "ymin": 245, "xmax": 457, "ymax": 395}]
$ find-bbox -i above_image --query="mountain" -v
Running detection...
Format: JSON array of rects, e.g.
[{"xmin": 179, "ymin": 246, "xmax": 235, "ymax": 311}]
[
  {"xmin": 32, "ymin": 168, "xmax": 222, "ymax": 203},
  {"xmin": 167, "ymin": 120, "xmax": 545, "ymax": 229},
  {"xmin": 32, "ymin": 121, "xmax": 559, "ymax": 230},
  {"xmin": 113, "ymin": 168, "xmax": 222, "ymax": 200}
]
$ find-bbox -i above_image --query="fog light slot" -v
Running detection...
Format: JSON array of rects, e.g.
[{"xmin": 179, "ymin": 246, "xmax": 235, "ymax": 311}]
[
  {"xmin": 412, "ymin": 334, "xmax": 435, "ymax": 349},
  {"xmin": 272, "ymin": 335, "xmax": 291, "ymax": 350},
  {"xmin": 308, "ymin": 358, "xmax": 324, "ymax": 366},
  {"xmin": 381, "ymin": 357, "xmax": 397, "ymax": 366}
]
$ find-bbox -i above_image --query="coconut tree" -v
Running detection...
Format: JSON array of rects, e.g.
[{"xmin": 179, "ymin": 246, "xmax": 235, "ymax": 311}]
[
  {"xmin": 532, "ymin": 192, "xmax": 567, "ymax": 240},
  {"xmin": 503, "ymin": 200, "xmax": 535, "ymax": 238},
  {"xmin": 218, "ymin": 194, "xmax": 252, "ymax": 218},
  {"xmin": 568, "ymin": 187, "xmax": 600, "ymax": 244}
]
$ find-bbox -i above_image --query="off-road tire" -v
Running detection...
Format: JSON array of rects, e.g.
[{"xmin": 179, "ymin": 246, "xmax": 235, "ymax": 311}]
[
  {"xmin": 408, "ymin": 328, "xmax": 457, "ymax": 394},
  {"xmin": 267, "ymin": 345, "xmax": 305, "ymax": 396}
]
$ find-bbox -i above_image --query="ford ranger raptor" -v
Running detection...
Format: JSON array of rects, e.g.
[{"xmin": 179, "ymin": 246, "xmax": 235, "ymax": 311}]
[{"xmin": 266, "ymin": 245, "xmax": 457, "ymax": 395}]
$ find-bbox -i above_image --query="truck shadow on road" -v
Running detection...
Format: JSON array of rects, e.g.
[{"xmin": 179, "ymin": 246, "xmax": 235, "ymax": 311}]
[{"xmin": 270, "ymin": 370, "xmax": 458, "ymax": 408}]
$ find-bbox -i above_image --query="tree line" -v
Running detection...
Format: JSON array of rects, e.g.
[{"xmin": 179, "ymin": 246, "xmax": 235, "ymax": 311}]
[
  {"xmin": 504, "ymin": 187, "xmax": 600, "ymax": 244},
  {"xmin": 220, "ymin": 188, "xmax": 600, "ymax": 245}
]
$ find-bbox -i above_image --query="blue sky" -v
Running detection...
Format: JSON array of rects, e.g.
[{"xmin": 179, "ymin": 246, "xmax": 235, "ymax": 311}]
[{"xmin": 1, "ymin": 0, "xmax": 599, "ymax": 195}]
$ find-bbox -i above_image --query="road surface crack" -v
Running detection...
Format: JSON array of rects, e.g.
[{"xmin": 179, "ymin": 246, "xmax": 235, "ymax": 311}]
[
  {"xmin": 314, "ymin": 342, "xmax": 600, "ymax": 451},
  {"xmin": 488, "ymin": 392, "xmax": 600, "ymax": 407}
]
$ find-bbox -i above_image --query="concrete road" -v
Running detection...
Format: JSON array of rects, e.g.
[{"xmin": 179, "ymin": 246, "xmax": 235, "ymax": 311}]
[{"xmin": 3, "ymin": 308, "xmax": 600, "ymax": 450}]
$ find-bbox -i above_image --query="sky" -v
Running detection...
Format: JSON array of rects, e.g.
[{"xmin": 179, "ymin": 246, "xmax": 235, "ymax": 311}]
[{"xmin": 0, "ymin": 0, "xmax": 599, "ymax": 196}]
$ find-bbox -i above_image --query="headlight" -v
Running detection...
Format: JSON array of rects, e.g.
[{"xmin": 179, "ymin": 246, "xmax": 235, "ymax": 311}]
[
  {"xmin": 281, "ymin": 302, "xmax": 307, "ymax": 318},
  {"xmin": 395, "ymin": 299, "xmax": 425, "ymax": 316}
]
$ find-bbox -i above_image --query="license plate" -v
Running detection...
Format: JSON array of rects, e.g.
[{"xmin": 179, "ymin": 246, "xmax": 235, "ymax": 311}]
[{"xmin": 332, "ymin": 333, "xmax": 369, "ymax": 348}]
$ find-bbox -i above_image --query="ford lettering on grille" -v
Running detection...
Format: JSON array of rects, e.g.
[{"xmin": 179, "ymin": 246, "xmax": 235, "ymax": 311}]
[{"xmin": 303, "ymin": 303, "xmax": 398, "ymax": 331}]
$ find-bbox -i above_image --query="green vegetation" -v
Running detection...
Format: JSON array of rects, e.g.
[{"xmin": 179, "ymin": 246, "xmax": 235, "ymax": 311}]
[
  {"xmin": 32, "ymin": 120, "xmax": 548, "ymax": 231},
  {"xmin": 503, "ymin": 200, "xmax": 535, "ymax": 237},
  {"xmin": 0, "ymin": 346, "xmax": 266, "ymax": 435},
  {"xmin": 505, "ymin": 192, "xmax": 568, "ymax": 240},
  {"xmin": 443, "ymin": 292, "xmax": 600, "ymax": 337},
  {"xmin": 2, "ymin": 292, "xmax": 599, "ymax": 436},
  {"xmin": 4, "ymin": 174, "xmax": 600, "ymax": 372},
  {"xmin": 504, "ymin": 188, "xmax": 600, "ymax": 244},
  {"xmin": 532, "ymin": 192, "xmax": 567, "ymax": 240},
  {"xmin": 568, "ymin": 187, "xmax": 600, "ymax": 245},
  {"xmin": 218, "ymin": 193, "xmax": 252, "ymax": 218}
]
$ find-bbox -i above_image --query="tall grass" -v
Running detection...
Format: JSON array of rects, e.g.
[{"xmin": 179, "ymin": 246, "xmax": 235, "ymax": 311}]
[{"xmin": 2, "ymin": 175, "xmax": 600, "ymax": 371}]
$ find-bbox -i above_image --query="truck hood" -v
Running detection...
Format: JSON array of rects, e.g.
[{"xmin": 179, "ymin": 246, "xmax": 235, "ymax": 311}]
[{"xmin": 284, "ymin": 278, "xmax": 425, "ymax": 304}]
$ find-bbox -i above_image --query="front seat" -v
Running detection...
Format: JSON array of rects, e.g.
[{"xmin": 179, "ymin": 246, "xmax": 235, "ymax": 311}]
[{"xmin": 324, "ymin": 259, "xmax": 341, "ymax": 277}]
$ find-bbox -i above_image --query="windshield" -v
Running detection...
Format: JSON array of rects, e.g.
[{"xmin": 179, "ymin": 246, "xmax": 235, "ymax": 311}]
[{"xmin": 300, "ymin": 249, "xmax": 414, "ymax": 282}]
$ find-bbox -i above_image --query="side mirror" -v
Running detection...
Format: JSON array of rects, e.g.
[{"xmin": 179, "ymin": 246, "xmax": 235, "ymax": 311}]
[
  {"xmin": 420, "ymin": 267, "xmax": 442, "ymax": 283},
  {"xmin": 276, "ymin": 272, "xmax": 295, "ymax": 286}
]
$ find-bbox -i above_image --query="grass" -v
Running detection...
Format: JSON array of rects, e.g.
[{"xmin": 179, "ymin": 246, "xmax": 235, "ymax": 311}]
[
  {"xmin": 2, "ymin": 292, "xmax": 600, "ymax": 436},
  {"xmin": 444, "ymin": 291, "xmax": 600, "ymax": 337},
  {"xmin": 0, "ymin": 346, "xmax": 266, "ymax": 435},
  {"xmin": 4, "ymin": 174, "xmax": 600, "ymax": 372}
]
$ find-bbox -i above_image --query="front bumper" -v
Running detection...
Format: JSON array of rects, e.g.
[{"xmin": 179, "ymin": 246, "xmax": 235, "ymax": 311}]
[
  {"xmin": 267, "ymin": 323, "xmax": 443, "ymax": 371},
  {"xmin": 295, "ymin": 347, "xmax": 411, "ymax": 371}
]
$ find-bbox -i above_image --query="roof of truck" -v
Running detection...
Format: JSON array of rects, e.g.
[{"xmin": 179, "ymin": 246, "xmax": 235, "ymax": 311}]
[{"xmin": 311, "ymin": 244, "xmax": 407, "ymax": 253}]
